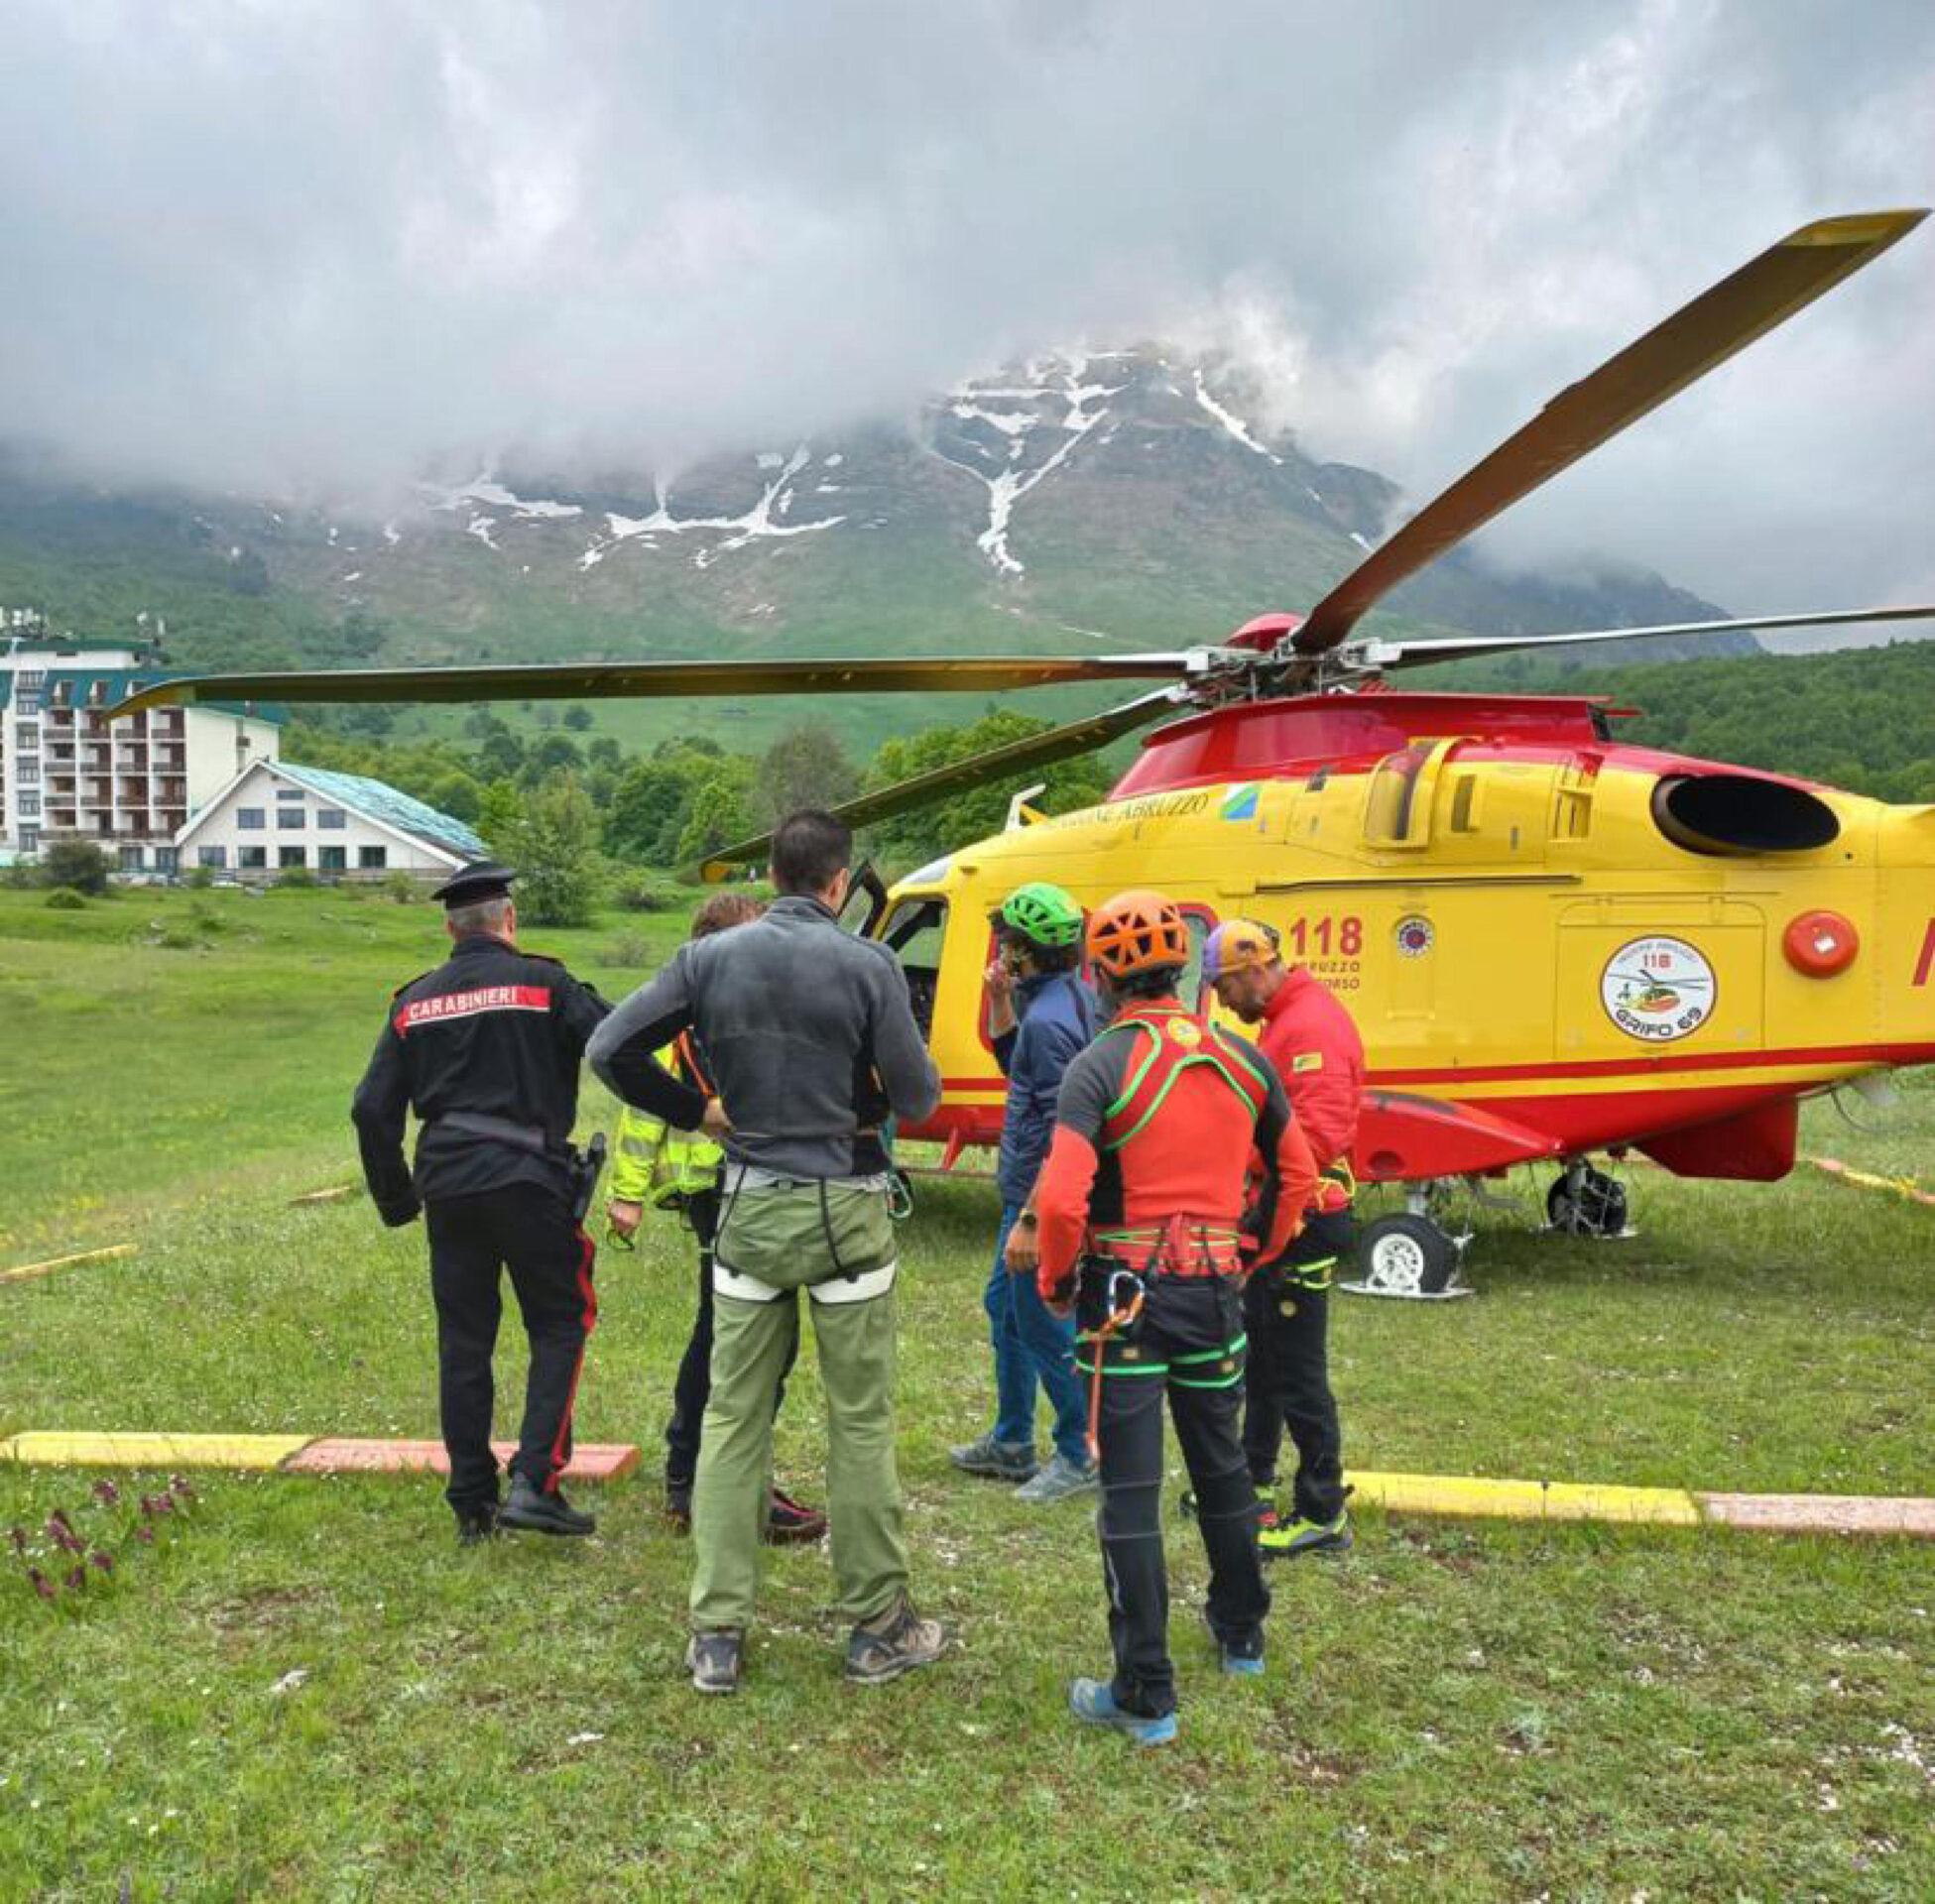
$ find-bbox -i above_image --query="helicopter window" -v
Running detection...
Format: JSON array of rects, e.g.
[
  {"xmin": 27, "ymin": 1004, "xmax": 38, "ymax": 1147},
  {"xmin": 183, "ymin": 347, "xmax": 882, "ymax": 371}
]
[{"xmin": 879, "ymin": 895, "xmax": 946, "ymax": 1039}]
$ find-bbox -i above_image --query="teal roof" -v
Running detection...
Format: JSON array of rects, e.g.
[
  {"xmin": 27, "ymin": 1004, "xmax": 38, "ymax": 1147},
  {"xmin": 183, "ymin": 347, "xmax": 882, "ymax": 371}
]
[{"xmin": 274, "ymin": 763, "xmax": 486, "ymax": 860}]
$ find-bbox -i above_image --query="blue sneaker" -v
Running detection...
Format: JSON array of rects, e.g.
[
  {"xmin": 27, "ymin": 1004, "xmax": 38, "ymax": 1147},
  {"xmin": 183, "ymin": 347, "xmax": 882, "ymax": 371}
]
[
  {"xmin": 1068, "ymin": 1677, "xmax": 1177, "ymax": 1745},
  {"xmin": 1200, "ymin": 1606, "xmax": 1266, "ymax": 1677}
]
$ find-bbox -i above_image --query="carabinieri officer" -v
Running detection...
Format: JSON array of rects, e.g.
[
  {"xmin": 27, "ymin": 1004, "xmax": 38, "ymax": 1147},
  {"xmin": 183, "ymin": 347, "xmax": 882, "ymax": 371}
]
[{"xmin": 352, "ymin": 861, "xmax": 612, "ymax": 1544}]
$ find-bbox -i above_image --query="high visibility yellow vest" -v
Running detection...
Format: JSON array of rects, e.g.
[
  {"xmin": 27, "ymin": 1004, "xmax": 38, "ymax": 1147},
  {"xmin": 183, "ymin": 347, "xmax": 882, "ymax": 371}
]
[{"xmin": 607, "ymin": 1043, "xmax": 722, "ymax": 1208}]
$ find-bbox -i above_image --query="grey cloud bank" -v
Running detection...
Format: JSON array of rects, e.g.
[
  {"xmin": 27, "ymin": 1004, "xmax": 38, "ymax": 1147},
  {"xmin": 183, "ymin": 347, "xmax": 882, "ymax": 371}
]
[{"xmin": 2, "ymin": 0, "xmax": 1930, "ymax": 612}]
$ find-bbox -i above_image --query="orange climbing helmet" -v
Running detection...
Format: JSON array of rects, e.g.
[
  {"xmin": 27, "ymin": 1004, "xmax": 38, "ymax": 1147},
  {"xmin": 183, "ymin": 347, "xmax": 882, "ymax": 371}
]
[{"xmin": 1086, "ymin": 889, "xmax": 1191, "ymax": 980}]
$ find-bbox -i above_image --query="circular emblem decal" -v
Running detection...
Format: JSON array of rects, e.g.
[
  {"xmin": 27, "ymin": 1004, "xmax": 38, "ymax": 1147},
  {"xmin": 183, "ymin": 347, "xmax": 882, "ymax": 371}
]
[
  {"xmin": 1394, "ymin": 915, "xmax": 1434, "ymax": 959},
  {"xmin": 1600, "ymin": 936, "xmax": 1717, "ymax": 1043},
  {"xmin": 1166, "ymin": 1017, "xmax": 1204, "ymax": 1047}
]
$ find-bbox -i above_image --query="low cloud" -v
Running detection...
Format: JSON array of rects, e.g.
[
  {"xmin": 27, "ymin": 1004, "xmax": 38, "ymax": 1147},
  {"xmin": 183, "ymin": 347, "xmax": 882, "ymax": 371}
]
[{"xmin": 2, "ymin": 0, "xmax": 1930, "ymax": 609}]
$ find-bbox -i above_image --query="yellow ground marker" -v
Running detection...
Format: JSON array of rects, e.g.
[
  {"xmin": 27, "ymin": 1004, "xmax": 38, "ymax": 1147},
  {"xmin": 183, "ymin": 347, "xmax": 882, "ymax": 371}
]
[
  {"xmin": 0, "ymin": 1431, "xmax": 314, "ymax": 1470},
  {"xmin": 1349, "ymin": 1469, "xmax": 1704, "ymax": 1527},
  {"xmin": 0, "ymin": 1244, "xmax": 136, "ymax": 1285}
]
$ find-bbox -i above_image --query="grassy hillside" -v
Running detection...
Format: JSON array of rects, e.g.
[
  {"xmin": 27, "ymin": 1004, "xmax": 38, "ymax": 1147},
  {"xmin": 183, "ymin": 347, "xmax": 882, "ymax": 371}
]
[{"xmin": 1, "ymin": 886, "xmax": 1931, "ymax": 1898}]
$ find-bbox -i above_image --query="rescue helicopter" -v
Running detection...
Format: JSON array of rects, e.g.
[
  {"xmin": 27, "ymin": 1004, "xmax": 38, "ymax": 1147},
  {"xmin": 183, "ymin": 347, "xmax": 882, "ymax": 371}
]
[{"xmin": 119, "ymin": 209, "xmax": 1935, "ymax": 1294}]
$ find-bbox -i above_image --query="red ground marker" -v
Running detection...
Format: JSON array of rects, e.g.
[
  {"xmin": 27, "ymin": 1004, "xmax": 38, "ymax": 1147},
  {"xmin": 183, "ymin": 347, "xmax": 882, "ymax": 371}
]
[{"xmin": 283, "ymin": 1438, "xmax": 639, "ymax": 1481}]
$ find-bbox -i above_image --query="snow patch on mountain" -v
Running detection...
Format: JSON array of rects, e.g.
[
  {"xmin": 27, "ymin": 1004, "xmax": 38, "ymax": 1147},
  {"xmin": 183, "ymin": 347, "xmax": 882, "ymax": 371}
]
[
  {"xmin": 1192, "ymin": 368, "xmax": 1283, "ymax": 463},
  {"xmin": 573, "ymin": 447, "xmax": 843, "ymax": 572}
]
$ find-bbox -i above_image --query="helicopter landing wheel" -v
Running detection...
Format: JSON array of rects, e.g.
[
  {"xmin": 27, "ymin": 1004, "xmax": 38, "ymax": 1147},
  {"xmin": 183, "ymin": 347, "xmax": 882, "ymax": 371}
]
[
  {"xmin": 1544, "ymin": 1162, "xmax": 1631, "ymax": 1239},
  {"xmin": 1350, "ymin": 1212, "xmax": 1464, "ymax": 1298}
]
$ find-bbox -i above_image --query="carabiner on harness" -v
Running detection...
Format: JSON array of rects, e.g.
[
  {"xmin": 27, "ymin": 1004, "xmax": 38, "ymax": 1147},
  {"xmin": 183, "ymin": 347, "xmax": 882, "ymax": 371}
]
[{"xmin": 1079, "ymin": 1262, "xmax": 1148, "ymax": 1468}]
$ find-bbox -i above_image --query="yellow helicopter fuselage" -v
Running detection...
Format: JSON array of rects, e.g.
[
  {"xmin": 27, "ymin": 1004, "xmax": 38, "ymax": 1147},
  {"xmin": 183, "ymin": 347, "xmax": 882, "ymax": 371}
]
[{"xmin": 878, "ymin": 691, "xmax": 1935, "ymax": 1183}]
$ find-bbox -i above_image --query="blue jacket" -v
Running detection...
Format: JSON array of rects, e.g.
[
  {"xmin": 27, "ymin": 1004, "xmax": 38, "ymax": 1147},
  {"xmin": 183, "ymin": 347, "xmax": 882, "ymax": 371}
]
[{"xmin": 992, "ymin": 969, "xmax": 1099, "ymax": 1206}]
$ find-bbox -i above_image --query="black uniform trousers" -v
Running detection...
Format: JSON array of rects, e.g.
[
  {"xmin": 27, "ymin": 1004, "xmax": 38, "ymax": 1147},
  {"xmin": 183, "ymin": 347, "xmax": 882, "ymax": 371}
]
[
  {"xmin": 1241, "ymin": 1208, "xmax": 1352, "ymax": 1523},
  {"xmin": 663, "ymin": 1186, "xmax": 798, "ymax": 1491},
  {"xmin": 1085, "ymin": 1271, "xmax": 1270, "ymax": 1720},
  {"xmin": 424, "ymin": 1185, "xmax": 597, "ymax": 1511}
]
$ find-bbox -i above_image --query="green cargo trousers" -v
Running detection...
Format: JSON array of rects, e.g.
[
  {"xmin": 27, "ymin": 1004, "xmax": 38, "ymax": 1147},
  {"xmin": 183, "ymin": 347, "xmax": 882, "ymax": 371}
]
[{"xmin": 690, "ymin": 1176, "xmax": 907, "ymax": 1632}]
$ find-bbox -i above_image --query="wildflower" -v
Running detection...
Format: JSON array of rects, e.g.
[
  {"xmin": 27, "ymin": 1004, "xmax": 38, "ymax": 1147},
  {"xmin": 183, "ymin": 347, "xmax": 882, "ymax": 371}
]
[
  {"xmin": 7, "ymin": 1526, "xmax": 26, "ymax": 1555},
  {"xmin": 63, "ymin": 1566, "xmax": 86, "ymax": 1593},
  {"xmin": 133, "ymin": 1525, "xmax": 156, "ymax": 1545},
  {"xmin": 28, "ymin": 1569, "xmax": 56, "ymax": 1601},
  {"xmin": 91, "ymin": 1480, "xmax": 121, "ymax": 1506},
  {"xmin": 88, "ymin": 1550, "xmax": 114, "ymax": 1574},
  {"xmin": 169, "ymin": 1476, "xmax": 195, "ymax": 1500},
  {"xmin": 45, "ymin": 1514, "xmax": 82, "ymax": 1553}
]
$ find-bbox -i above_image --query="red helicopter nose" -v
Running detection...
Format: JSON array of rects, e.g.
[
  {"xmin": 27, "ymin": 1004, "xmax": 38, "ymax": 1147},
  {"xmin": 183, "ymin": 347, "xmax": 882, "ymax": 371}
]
[{"xmin": 1228, "ymin": 612, "xmax": 1305, "ymax": 654}]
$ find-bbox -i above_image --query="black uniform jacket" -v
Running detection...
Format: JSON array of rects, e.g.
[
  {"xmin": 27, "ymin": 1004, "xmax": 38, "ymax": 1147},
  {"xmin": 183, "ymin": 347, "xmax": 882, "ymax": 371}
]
[{"xmin": 351, "ymin": 934, "xmax": 611, "ymax": 1224}]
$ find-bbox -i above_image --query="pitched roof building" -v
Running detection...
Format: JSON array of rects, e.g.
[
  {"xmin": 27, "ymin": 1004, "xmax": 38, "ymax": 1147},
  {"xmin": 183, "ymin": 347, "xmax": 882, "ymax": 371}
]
[{"xmin": 174, "ymin": 757, "xmax": 486, "ymax": 882}]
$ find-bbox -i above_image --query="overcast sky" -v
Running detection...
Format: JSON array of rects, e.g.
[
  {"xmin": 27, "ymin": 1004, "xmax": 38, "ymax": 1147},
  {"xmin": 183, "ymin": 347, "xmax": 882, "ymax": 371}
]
[{"xmin": 3, "ymin": 0, "xmax": 1931, "ymax": 615}]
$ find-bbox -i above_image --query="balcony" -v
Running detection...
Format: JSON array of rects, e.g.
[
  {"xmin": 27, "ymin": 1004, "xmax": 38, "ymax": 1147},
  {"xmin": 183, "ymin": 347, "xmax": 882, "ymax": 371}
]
[
  {"xmin": 117, "ymin": 712, "xmax": 148, "ymax": 738},
  {"xmin": 84, "ymin": 747, "xmax": 112, "ymax": 772},
  {"xmin": 49, "ymin": 774, "xmax": 75, "ymax": 796},
  {"xmin": 154, "ymin": 777, "xmax": 187, "ymax": 806},
  {"xmin": 154, "ymin": 745, "xmax": 185, "ymax": 772},
  {"xmin": 48, "ymin": 807, "xmax": 76, "ymax": 830},
  {"xmin": 154, "ymin": 711, "xmax": 184, "ymax": 737},
  {"xmin": 115, "ymin": 813, "xmax": 152, "ymax": 837}
]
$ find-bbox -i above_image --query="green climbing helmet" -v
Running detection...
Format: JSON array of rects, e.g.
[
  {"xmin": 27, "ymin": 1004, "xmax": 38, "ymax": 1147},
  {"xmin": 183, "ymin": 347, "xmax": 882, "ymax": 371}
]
[{"xmin": 998, "ymin": 881, "xmax": 1085, "ymax": 950}]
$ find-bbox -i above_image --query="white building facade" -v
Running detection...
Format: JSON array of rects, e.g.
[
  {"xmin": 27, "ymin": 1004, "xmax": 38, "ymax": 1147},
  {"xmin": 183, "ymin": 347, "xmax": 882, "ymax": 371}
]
[
  {"xmin": 1, "ymin": 640, "xmax": 282, "ymax": 871},
  {"xmin": 174, "ymin": 759, "xmax": 486, "ymax": 884}
]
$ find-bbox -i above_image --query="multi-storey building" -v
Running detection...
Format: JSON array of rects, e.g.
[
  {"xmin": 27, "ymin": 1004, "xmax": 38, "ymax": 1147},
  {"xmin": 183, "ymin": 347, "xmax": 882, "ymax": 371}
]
[{"xmin": 0, "ymin": 640, "xmax": 283, "ymax": 871}]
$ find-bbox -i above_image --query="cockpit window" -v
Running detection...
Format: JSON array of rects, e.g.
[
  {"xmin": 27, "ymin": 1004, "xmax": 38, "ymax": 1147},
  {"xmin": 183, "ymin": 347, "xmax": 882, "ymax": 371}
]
[{"xmin": 878, "ymin": 895, "xmax": 947, "ymax": 1038}]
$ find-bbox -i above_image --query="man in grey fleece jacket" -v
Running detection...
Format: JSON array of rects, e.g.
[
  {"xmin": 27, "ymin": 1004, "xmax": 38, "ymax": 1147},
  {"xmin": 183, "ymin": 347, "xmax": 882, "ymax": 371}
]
[{"xmin": 587, "ymin": 810, "xmax": 945, "ymax": 1695}]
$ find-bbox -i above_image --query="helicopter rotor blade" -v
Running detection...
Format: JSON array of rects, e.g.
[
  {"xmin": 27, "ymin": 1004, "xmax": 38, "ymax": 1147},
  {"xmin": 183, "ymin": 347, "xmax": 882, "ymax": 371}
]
[
  {"xmin": 110, "ymin": 651, "xmax": 1225, "ymax": 718},
  {"xmin": 693, "ymin": 686, "xmax": 1187, "ymax": 882},
  {"xmin": 1294, "ymin": 207, "xmax": 1929, "ymax": 656},
  {"xmin": 1354, "ymin": 602, "xmax": 1935, "ymax": 671}
]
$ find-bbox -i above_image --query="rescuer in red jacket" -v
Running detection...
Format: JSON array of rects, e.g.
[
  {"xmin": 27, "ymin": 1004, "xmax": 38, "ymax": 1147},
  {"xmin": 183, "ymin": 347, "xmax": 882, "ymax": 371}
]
[
  {"xmin": 1033, "ymin": 891, "xmax": 1317, "ymax": 1744},
  {"xmin": 1205, "ymin": 917, "xmax": 1365, "ymax": 1557}
]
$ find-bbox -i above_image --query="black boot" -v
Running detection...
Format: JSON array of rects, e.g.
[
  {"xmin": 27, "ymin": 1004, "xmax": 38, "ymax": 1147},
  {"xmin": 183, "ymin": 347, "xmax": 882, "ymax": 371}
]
[
  {"xmin": 454, "ymin": 1501, "xmax": 500, "ymax": 1547},
  {"xmin": 499, "ymin": 1475, "xmax": 597, "ymax": 1537}
]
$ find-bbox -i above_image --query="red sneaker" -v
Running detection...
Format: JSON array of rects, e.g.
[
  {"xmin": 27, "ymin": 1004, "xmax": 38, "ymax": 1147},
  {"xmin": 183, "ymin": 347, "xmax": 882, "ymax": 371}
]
[{"xmin": 764, "ymin": 1488, "xmax": 827, "ymax": 1545}]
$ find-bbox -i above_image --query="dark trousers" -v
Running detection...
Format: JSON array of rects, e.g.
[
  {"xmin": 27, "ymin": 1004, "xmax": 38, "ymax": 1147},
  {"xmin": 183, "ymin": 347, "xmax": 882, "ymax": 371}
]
[
  {"xmin": 1084, "ymin": 1272, "xmax": 1270, "ymax": 1720},
  {"xmin": 664, "ymin": 1187, "xmax": 797, "ymax": 1490},
  {"xmin": 424, "ymin": 1185, "xmax": 596, "ymax": 1511},
  {"xmin": 1242, "ymin": 1209, "xmax": 1351, "ymax": 1523}
]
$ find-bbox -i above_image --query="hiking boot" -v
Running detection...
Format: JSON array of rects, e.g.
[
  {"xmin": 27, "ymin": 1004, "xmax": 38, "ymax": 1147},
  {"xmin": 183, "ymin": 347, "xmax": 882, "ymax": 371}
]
[
  {"xmin": 1199, "ymin": 1605, "xmax": 1266, "ymax": 1677},
  {"xmin": 453, "ymin": 1501, "xmax": 499, "ymax": 1547},
  {"xmin": 665, "ymin": 1482, "xmax": 692, "ymax": 1534},
  {"xmin": 1015, "ymin": 1453, "xmax": 1099, "ymax": 1503},
  {"xmin": 1259, "ymin": 1508, "xmax": 1353, "ymax": 1560},
  {"xmin": 1067, "ymin": 1677, "xmax": 1177, "ymax": 1745},
  {"xmin": 948, "ymin": 1434, "xmax": 1038, "ymax": 1483},
  {"xmin": 686, "ymin": 1628, "xmax": 743, "ymax": 1695},
  {"xmin": 499, "ymin": 1475, "xmax": 597, "ymax": 1537},
  {"xmin": 845, "ymin": 1594, "xmax": 948, "ymax": 1685},
  {"xmin": 764, "ymin": 1487, "xmax": 827, "ymax": 1545}
]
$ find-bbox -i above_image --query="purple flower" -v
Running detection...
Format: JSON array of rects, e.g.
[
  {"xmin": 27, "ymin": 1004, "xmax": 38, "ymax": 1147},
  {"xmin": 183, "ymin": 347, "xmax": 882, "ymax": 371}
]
[
  {"xmin": 45, "ymin": 1515, "xmax": 82, "ymax": 1553},
  {"xmin": 152, "ymin": 1493, "xmax": 176, "ymax": 1516},
  {"xmin": 6, "ymin": 1526, "xmax": 25, "ymax": 1555},
  {"xmin": 169, "ymin": 1476, "xmax": 194, "ymax": 1499},
  {"xmin": 63, "ymin": 1566, "xmax": 85, "ymax": 1593},
  {"xmin": 88, "ymin": 1550, "xmax": 114, "ymax": 1574},
  {"xmin": 133, "ymin": 1524, "xmax": 156, "ymax": 1545},
  {"xmin": 28, "ymin": 1568, "xmax": 56, "ymax": 1601},
  {"xmin": 91, "ymin": 1480, "xmax": 121, "ymax": 1506}
]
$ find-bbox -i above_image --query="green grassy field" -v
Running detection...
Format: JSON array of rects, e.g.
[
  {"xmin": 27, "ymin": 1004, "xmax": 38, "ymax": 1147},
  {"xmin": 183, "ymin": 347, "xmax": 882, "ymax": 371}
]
[{"xmin": 2, "ymin": 886, "xmax": 1931, "ymax": 1900}]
